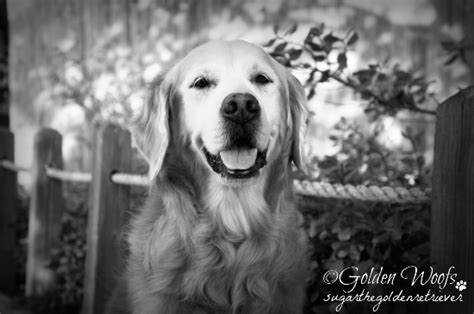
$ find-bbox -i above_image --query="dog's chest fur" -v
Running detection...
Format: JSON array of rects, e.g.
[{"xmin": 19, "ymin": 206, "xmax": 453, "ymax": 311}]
[
  {"xmin": 182, "ymin": 187, "xmax": 296, "ymax": 308},
  {"xmin": 129, "ymin": 181, "xmax": 306, "ymax": 312}
]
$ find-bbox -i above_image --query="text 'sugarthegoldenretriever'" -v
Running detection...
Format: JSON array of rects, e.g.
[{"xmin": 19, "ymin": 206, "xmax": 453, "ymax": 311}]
[{"xmin": 114, "ymin": 40, "xmax": 309, "ymax": 313}]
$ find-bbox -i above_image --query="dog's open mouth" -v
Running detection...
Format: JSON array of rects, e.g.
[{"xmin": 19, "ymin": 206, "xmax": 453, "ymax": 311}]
[{"xmin": 203, "ymin": 147, "xmax": 267, "ymax": 179}]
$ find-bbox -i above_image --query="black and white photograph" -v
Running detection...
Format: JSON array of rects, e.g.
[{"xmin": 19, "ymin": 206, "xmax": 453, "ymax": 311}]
[{"xmin": 0, "ymin": 0, "xmax": 473, "ymax": 313}]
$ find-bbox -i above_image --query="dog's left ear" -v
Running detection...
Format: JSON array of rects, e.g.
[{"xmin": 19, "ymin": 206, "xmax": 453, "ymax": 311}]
[
  {"xmin": 132, "ymin": 75, "xmax": 172, "ymax": 179},
  {"xmin": 286, "ymin": 72, "xmax": 309, "ymax": 175}
]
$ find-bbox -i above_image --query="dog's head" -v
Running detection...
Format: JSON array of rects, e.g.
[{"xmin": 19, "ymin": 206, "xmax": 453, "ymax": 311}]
[{"xmin": 134, "ymin": 40, "xmax": 308, "ymax": 186}]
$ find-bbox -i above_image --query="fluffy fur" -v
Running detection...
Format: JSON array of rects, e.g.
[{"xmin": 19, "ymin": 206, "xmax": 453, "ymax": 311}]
[{"xmin": 114, "ymin": 40, "xmax": 309, "ymax": 314}]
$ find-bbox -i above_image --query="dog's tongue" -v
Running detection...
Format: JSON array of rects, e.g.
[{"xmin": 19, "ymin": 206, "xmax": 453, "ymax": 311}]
[{"xmin": 220, "ymin": 148, "xmax": 258, "ymax": 170}]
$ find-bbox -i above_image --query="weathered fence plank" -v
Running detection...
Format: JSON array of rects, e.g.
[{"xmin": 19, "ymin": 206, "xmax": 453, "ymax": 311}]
[
  {"xmin": 431, "ymin": 86, "xmax": 474, "ymax": 314},
  {"xmin": 0, "ymin": 0, "xmax": 8, "ymax": 128},
  {"xmin": 82, "ymin": 124, "xmax": 131, "ymax": 314},
  {"xmin": 0, "ymin": 128, "xmax": 16, "ymax": 294},
  {"xmin": 26, "ymin": 128, "xmax": 64, "ymax": 296}
]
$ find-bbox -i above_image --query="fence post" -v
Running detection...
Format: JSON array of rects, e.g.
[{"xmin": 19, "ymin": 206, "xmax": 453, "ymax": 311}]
[
  {"xmin": 430, "ymin": 87, "xmax": 474, "ymax": 314},
  {"xmin": 26, "ymin": 128, "xmax": 64, "ymax": 296},
  {"xmin": 82, "ymin": 124, "xmax": 131, "ymax": 314},
  {"xmin": 0, "ymin": 128, "xmax": 16, "ymax": 294}
]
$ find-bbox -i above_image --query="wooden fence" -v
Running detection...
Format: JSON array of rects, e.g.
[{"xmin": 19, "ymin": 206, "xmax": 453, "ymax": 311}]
[{"xmin": 0, "ymin": 87, "xmax": 473, "ymax": 313}]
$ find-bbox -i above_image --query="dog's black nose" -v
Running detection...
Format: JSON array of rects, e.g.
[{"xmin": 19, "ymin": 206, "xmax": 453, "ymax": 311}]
[{"xmin": 220, "ymin": 93, "xmax": 260, "ymax": 124}]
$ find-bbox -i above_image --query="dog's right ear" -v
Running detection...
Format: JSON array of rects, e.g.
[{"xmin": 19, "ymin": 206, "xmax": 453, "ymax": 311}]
[
  {"xmin": 286, "ymin": 72, "xmax": 310, "ymax": 176},
  {"xmin": 132, "ymin": 75, "xmax": 171, "ymax": 179}
]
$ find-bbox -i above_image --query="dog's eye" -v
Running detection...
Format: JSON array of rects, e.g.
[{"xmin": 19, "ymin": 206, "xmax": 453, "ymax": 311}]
[
  {"xmin": 253, "ymin": 73, "xmax": 272, "ymax": 85},
  {"xmin": 192, "ymin": 77, "xmax": 211, "ymax": 89}
]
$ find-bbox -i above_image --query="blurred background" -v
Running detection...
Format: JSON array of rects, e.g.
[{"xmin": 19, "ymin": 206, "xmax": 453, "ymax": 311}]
[
  {"xmin": 1, "ymin": 0, "xmax": 473, "ymax": 313},
  {"xmin": 7, "ymin": 0, "xmax": 472, "ymax": 185}
]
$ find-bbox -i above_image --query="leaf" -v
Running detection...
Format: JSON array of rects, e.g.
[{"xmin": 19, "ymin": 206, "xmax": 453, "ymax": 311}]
[
  {"xmin": 323, "ymin": 33, "xmax": 341, "ymax": 49},
  {"xmin": 318, "ymin": 156, "xmax": 338, "ymax": 169},
  {"xmin": 389, "ymin": 227, "xmax": 403, "ymax": 241},
  {"xmin": 271, "ymin": 54, "xmax": 290, "ymax": 66},
  {"xmin": 319, "ymin": 70, "xmax": 330, "ymax": 82},
  {"xmin": 353, "ymin": 69, "xmax": 376, "ymax": 85},
  {"xmin": 368, "ymin": 63, "xmax": 379, "ymax": 70},
  {"xmin": 337, "ymin": 228, "xmax": 352, "ymax": 241},
  {"xmin": 394, "ymin": 69, "xmax": 412, "ymax": 83},
  {"xmin": 312, "ymin": 54, "xmax": 326, "ymax": 62},
  {"xmin": 319, "ymin": 229, "xmax": 329, "ymax": 239},
  {"xmin": 400, "ymin": 157, "xmax": 415, "ymax": 167},
  {"xmin": 288, "ymin": 48, "xmax": 303, "ymax": 60},
  {"xmin": 307, "ymin": 41, "xmax": 324, "ymax": 52},
  {"xmin": 309, "ymin": 25, "xmax": 323, "ymax": 36},
  {"xmin": 263, "ymin": 38, "xmax": 276, "ymax": 47},
  {"xmin": 444, "ymin": 53, "xmax": 458, "ymax": 66},
  {"xmin": 376, "ymin": 73, "xmax": 388, "ymax": 82},
  {"xmin": 347, "ymin": 32, "xmax": 359, "ymax": 46},
  {"xmin": 284, "ymin": 23, "xmax": 298, "ymax": 36},
  {"xmin": 372, "ymin": 233, "xmax": 389, "ymax": 245},
  {"xmin": 337, "ymin": 52, "xmax": 347, "ymax": 70},
  {"xmin": 349, "ymin": 244, "xmax": 361, "ymax": 261},
  {"xmin": 274, "ymin": 42, "xmax": 287, "ymax": 52},
  {"xmin": 337, "ymin": 249, "xmax": 348, "ymax": 259}
]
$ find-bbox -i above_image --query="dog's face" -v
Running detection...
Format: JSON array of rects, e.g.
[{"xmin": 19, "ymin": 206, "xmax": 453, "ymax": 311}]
[{"xmin": 134, "ymin": 40, "xmax": 308, "ymax": 186}]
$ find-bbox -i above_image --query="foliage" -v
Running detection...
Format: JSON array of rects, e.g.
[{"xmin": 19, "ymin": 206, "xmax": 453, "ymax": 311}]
[
  {"xmin": 47, "ymin": 183, "xmax": 88, "ymax": 309},
  {"xmin": 315, "ymin": 118, "xmax": 429, "ymax": 188},
  {"xmin": 300, "ymin": 198, "xmax": 430, "ymax": 314},
  {"xmin": 266, "ymin": 23, "xmax": 437, "ymax": 117},
  {"xmin": 441, "ymin": 38, "xmax": 474, "ymax": 67}
]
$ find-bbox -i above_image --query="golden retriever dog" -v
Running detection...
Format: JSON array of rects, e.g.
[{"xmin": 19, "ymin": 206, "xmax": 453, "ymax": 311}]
[{"xmin": 122, "ymin": 40, "xmax": 309, "ymax": 313}]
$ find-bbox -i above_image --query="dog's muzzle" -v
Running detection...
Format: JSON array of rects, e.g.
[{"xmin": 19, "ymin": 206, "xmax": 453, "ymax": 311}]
[
  {"xmin": 202, "ymin": 92, "xmax": 267, "ymax": 179},
  {"xmin": 203, "ymin": 147, "xmax": 267, "ymax": 179}
]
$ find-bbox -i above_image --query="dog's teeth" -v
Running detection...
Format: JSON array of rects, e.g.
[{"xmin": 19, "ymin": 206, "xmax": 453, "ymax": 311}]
[{"xmin": 220, "ymin": 148, "xmax": 257, "ymax": 170}]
